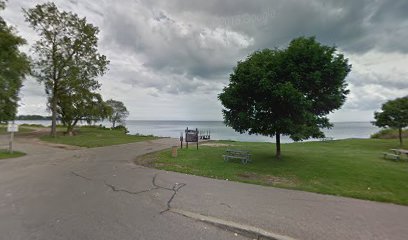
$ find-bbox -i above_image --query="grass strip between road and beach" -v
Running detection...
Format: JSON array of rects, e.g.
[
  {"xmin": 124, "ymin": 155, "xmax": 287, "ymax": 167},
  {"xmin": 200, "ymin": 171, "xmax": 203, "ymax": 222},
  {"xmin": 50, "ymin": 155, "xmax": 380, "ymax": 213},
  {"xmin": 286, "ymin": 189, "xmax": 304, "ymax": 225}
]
[
  {"xmin": 0, "ymin": 150, "xmax": 25, "ymax": 159},
  {"xmin": 140, "ymin": 138, "xmax": 408, "ymax": 205},
  {"xmin": 40, "ymin": 126, "xmax": 159, "ymax": 148}
]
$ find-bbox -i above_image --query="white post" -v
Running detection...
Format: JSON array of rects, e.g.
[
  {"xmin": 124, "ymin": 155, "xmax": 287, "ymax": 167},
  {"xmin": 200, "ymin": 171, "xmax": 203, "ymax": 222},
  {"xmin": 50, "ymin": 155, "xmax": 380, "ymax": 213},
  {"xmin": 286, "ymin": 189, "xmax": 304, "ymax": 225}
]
[
  {"xmin": 9, "ymin": 131, "xmax": 14, "ymax": 154},
  {"xmin": 7, "ymin": 121, "xmax": 18, "ymax": 154}
]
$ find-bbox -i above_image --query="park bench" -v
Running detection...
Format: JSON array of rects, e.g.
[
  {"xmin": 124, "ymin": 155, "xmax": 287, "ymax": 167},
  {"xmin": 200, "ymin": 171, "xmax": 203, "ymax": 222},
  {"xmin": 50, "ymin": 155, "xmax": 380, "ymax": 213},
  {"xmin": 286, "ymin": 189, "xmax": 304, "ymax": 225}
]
[
  {"xmin": 223, "ymin": 149, "xmax": 251, "ymax": 164},
  {"xmin": 383, "ymin": 152, "xmax": 400, "ymax": 161}
]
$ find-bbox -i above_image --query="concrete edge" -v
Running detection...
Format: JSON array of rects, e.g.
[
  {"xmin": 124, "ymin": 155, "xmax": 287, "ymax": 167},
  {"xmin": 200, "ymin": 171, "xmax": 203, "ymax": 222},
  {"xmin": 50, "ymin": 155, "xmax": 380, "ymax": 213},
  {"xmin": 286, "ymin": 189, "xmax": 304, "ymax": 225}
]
[{"xmin": 170, "ymin": 208, "xmax": 297, "ymax": 240}]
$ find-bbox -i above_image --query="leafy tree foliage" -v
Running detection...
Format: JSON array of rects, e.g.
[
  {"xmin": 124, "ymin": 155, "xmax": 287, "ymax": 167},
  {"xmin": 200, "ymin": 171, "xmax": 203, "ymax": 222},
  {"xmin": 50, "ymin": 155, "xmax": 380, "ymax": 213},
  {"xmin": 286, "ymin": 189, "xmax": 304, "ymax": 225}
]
[
  {"xmin": 106, "ymin": 99, "xmax": 129, "ymax": 128},
  {"xmin": 373, "ymin": 96, "xmax": 408, "ymax": 146},
  {"xmin": 58, "ymin": 89, "xmax": 111, "ymax": 135},
  {"xmin": 0, "ymin": 1, "xmax": 30, "ymax": 123},
  {"xmin": 24, "ymin": 2, "xmax": 109, "ymax": 136},
  {"xmin": 219, "ymin": 37, "xmax": 351, "ymax": 159}
]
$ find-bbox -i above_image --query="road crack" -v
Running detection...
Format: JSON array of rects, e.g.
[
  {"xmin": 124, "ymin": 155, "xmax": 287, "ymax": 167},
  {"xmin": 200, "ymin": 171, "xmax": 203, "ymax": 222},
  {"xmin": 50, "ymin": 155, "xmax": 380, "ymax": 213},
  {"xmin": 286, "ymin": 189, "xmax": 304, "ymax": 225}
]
[
  {"xmin": 160, "ymin": 182, "xmax": 186, "ymax": 214},
  {"xmin": 71, "ymin": 171, "xmax": 92, "ymax": 181},
  {"xmin": 104, "ymin": 181, "xmax": 159, "ymax": 195},
  {"xmin": 103, "ymin": 173, "xmax": 187, "ymax": 214},
  {"xmin": 220, "ymin": 202, "xmax": 232, "ymax": 209}
]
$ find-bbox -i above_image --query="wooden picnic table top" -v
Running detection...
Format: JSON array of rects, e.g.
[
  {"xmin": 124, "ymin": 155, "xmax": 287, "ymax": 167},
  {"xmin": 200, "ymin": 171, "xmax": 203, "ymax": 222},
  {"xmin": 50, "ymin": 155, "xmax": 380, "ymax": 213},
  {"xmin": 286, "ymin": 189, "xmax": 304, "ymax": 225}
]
[
  {"xmin": 226, "ymin": 149, "xmax": 250, "ymax": 154},
  {"xmin": 391, "ymin": 149, "xmax": 408, "ymax": 154}
]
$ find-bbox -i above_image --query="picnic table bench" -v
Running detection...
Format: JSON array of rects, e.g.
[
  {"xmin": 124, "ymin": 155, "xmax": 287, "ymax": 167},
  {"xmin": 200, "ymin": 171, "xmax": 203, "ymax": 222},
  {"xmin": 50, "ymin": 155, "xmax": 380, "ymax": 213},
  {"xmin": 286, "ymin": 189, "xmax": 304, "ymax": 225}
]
[
  {"xmin": 223, "ymin": 149, "xmax": 251, "ymax": 164},
  {"xmin": 383, "ymin": 152, "xmax": 401, "ymax": 161},
  {"xmin": 389, "ymin": 149, "xmax": 408, "ymax": 160}
]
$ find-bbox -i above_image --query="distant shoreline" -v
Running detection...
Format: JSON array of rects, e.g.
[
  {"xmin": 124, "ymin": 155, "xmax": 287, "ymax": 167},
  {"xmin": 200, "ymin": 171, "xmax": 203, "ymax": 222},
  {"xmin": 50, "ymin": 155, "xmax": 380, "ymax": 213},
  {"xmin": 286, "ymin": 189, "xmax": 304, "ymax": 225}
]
[{"xmin": 14, "ymin": 119, "xmax": 373, "ymax": 124}]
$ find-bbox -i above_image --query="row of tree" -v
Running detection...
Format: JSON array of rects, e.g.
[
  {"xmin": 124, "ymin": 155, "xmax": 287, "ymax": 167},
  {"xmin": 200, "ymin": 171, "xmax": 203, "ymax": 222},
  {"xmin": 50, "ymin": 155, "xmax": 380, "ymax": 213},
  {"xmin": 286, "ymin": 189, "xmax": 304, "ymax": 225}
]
[{"xmin": 0, "ymin": 1, "xmax": 128, "ymax": 135}]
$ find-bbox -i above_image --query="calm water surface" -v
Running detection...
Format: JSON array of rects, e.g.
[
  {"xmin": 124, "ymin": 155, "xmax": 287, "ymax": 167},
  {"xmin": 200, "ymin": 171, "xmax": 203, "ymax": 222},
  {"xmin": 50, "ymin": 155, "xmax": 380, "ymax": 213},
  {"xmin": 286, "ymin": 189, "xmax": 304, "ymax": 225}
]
[{"xmin": 15, "ymin": 120, "xmax": 380, "ymax": 143}]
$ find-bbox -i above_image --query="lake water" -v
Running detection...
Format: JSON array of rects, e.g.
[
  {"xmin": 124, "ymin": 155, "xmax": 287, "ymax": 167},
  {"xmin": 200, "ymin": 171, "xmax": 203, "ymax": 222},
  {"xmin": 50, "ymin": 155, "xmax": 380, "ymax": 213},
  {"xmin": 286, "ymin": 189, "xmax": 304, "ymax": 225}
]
[{"xmin": 15, "ymin": 120, "xmax": 380, "ymax": 143}]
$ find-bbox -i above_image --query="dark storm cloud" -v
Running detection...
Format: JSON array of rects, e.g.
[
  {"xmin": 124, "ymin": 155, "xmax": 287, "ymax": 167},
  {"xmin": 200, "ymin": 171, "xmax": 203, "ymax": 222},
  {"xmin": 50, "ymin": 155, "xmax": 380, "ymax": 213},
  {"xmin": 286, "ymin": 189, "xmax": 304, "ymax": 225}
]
[
  {"xmin": 2, "ymin": 0, "xmax": 408, "ymax": 118},
  {"xmin": 102, "ymin": 0, "xmax": 408, "ymax": 84},
  {"xmin": 155, "ymin": 0, "xmax": 408, "ymax": 53}
]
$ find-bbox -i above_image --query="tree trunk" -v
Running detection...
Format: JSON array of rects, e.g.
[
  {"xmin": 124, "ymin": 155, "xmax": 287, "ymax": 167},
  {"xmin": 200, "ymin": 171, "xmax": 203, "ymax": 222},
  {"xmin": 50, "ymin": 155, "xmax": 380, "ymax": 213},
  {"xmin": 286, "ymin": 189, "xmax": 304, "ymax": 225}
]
[
  {"xmin": 50, "ymin": 42, "xmax": 58, "ymax": 137},
  {"xmin": 50, "ymin": 93, "xmax": 57, "ymax": 137},
  {"xmin": 399, "ymin": 127, "xmax": 403, "ymax": 146},
  {"xmin": 66, "ymin": 119, "xmax": 79, "ymax": 136},
  {"xmin": 112, "ymin": 120, "xmax": 116, "ymax": 128},
  {"xmin": 66, "ymin": 125, "xmax": 74, "ymax": 136},
  {"xmin": 275, "ymin": 132, "xmax": 281, "ymax": 159}
]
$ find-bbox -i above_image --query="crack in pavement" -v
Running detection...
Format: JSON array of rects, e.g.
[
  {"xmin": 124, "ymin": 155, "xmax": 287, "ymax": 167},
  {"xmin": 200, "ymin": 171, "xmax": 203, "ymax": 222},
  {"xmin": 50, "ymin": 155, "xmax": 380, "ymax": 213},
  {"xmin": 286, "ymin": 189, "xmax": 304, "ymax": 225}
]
[
  {"xmin": 103, "ymin": 173, "xmax": 186, "ymax": 214},
  {"xmin": 150, "ymin": 174, "xmax": 187, "ymax": 213},
  {"xmin": 70, "ymin": 170, "xmax": 187, "ymax": 214},
  {"xmin": 71, "ymin": 171, "xmax": 92, "ymax": 181},
  {"xmin": 104, "ymin": 181, "xmax": 158, "ymax": 195},
  {"xmin": 220, "ymin": 202, "xmax": 232, "ymax": 209},
  {"xmin": 71, "ymin": 171, "xmax": 187, "ymax": 214},
  {"xmin": 160, "ymin": 182, "xmax": 186, "ymax": 214}
]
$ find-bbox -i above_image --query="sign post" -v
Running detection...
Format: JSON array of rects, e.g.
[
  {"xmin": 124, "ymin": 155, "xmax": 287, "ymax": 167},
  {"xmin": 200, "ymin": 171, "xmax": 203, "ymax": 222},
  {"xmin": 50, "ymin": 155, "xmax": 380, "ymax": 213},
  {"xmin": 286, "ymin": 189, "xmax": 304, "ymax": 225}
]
[
  {"xmin": 185, "ymin": 127, "xmax": 199, "ymax": 150},
  {"xmin": 180, "ymin": 132, "xmax": 184, "ymax": 149},
  {"xmin": 7, "ymin": 122, "xmax": 19, "ymax": 154}
]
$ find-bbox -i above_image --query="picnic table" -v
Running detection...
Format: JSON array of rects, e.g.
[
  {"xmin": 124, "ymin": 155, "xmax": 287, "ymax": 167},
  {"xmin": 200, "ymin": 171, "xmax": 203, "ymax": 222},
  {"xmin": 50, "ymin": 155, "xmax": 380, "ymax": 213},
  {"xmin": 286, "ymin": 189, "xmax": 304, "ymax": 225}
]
[
  {"xmin": 382, "ymin": 149, "xmax": 408, "ymax": 161},
  {"xmin": 223, "ymin": 149, "xmax": 251, "ymax": 164},
  {"xmin": 391, "ymin": 149, "xmax": 408, "ymax": 158}
]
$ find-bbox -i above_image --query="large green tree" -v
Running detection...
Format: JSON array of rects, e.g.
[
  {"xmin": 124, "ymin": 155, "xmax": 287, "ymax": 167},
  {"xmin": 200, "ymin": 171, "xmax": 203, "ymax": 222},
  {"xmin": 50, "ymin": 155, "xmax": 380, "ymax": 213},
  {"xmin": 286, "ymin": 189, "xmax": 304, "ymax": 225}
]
[
  {"xmin": 219, "ymin": 37, "xmax": 351, "ymax": 159},
  {"xmin": 373, "ymin": 96, "xmax": 408, "ymax": 146},
  {"xmin": 58, "ymin": 89, "xmax": 111, "ymax": 135},
  {"xmin": 0, "ymin": 0, "xmax": 30, "ymax": 123},
  {"xmin": 106, "ymin": 99, "xmax": 129, "ymax": 128},
  {"xmin": 24, "ymin": 2, "xmax": 109, "ymax": 136}
]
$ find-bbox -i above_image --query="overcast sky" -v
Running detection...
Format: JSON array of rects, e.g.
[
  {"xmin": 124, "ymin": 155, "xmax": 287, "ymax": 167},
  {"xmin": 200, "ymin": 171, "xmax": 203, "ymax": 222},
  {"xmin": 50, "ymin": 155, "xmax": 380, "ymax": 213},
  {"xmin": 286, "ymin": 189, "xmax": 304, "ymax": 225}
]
[{"xmin": 2, "ymin": 0, "xmax": 408, "ymax": 121}]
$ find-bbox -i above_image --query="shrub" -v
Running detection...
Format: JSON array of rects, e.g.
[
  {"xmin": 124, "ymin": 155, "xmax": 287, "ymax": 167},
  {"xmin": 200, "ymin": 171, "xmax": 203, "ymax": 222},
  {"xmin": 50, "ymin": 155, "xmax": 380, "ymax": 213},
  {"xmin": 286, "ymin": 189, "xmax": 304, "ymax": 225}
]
[
  {"xmin": 111, "ymin": 125, "xmax": 129, "ymax": 134},
  {"xmin": 371, "ymin": 128, "xmax": 408, "ymax": 139}
]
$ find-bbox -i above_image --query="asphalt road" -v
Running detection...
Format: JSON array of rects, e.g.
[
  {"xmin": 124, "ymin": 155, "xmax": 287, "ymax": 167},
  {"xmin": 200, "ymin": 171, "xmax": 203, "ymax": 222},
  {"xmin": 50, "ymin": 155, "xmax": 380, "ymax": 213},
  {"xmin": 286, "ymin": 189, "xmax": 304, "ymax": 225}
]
[
  {"xmin": 0, "ymin": 136, "xmax": 248, "ymax": 240},
  {"xmin": 1, "ymin": 134, "xmax": 408, "ymax": 240}
]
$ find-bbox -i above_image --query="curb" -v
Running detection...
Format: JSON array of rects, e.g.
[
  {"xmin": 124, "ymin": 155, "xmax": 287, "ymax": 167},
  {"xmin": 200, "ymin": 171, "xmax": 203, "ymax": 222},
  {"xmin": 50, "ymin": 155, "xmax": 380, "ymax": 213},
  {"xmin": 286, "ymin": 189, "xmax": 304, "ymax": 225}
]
[{"xmin": 170, "ymin": 209, "xmax": 297, "ymax": 240}]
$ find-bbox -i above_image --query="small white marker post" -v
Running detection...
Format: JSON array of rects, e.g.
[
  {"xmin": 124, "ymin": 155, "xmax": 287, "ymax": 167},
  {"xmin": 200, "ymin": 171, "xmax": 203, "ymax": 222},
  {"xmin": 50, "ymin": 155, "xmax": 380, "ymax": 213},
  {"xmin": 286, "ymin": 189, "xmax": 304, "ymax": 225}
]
[{"xmin": 7, "ymin": 122, "xmax": 18, "ymax": 154}]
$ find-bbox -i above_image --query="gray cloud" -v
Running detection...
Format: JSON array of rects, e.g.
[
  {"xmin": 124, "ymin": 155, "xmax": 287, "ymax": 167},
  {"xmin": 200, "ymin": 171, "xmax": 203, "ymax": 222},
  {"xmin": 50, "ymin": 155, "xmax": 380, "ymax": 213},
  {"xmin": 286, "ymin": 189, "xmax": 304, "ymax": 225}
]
[
  {"xmin": 349, "ymin": 71, "xmax": 408, "ymax": 90},
  {"xmin": 1, "ymin": 0, "xmax": 408, "ymax": 120},
  {"xmin": 102, "ymin": 3, "xmax": 253, "ymax": 80}
]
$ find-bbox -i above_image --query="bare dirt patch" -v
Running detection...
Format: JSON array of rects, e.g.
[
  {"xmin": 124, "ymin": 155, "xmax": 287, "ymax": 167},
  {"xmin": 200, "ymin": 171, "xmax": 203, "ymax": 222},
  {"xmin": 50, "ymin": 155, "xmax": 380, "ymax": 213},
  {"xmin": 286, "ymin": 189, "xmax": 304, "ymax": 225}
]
[
  {"xmin": 237, "ymin": 172, "xmax": 298, "ymax": 186},
  {"xmin": 134, "ymin": 152, "xmax": 158, "ymax": 167},
  {"xmin": 15, "ymin": 128, "xmax": 84, "ymax": 150}
]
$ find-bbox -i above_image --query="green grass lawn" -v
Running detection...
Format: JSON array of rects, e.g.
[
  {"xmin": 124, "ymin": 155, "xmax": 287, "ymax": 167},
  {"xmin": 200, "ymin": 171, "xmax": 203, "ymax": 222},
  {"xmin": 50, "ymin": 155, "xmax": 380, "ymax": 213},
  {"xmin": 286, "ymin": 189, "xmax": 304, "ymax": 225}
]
[
  {"xmin": 40, "ymin": 126, "xmax": 159, "ymax": 148},
  {"xmin": 144, "ymin": 138, "xmax": 408, "ymax": 205},
  {"xmin": 0, "ymin": 150, "xmax": 25, "ymax": 159}
]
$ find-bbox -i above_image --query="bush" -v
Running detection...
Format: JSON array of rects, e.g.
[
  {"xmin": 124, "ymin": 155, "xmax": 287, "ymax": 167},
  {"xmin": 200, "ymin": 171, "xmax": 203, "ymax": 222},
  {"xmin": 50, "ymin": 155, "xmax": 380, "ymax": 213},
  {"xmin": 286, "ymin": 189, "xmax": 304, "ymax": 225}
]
[
  {"xmin": 19, "ymin": 124, "xmax": 45, "ymax": 127},
  {"xmin": 133, "ymin": 133, "xmax": 154, "ymax": 137},
  {"xmin": 371, "ymin": 128, "xmax": 408, "ymax": 139},
  {"xmin": 81, "ymin": 124, "xmax": 109, "ymax": 130},
  {"xmin": 111, "ymin": 125, "xmax": 129, "ymax": 134}
]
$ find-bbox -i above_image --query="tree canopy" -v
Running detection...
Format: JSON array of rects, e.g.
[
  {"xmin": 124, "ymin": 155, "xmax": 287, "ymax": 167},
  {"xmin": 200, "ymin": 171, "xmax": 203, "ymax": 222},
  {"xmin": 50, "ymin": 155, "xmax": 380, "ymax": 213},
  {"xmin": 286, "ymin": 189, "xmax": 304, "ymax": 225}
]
[
  {"xmin": 373, "ymin": 96, "xmax": 408, "ymax": 146},
  {"xmin": 219, "ymin": 37, "xmax": 351, "ymax": 158},
  {"xmin": 57, "ymin": 89, "xmax": 111, "ymax": 135},
  {"xmin": 24, "ymin": 2, "xmax": 109, "ymax": 136},
  {"xmin": 0, "ymin": 0, "xmax": 30, "ymax": 123},
  {"xmin": 106, "ymin": 99, "xmax": 129, "ymax": 128}
]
